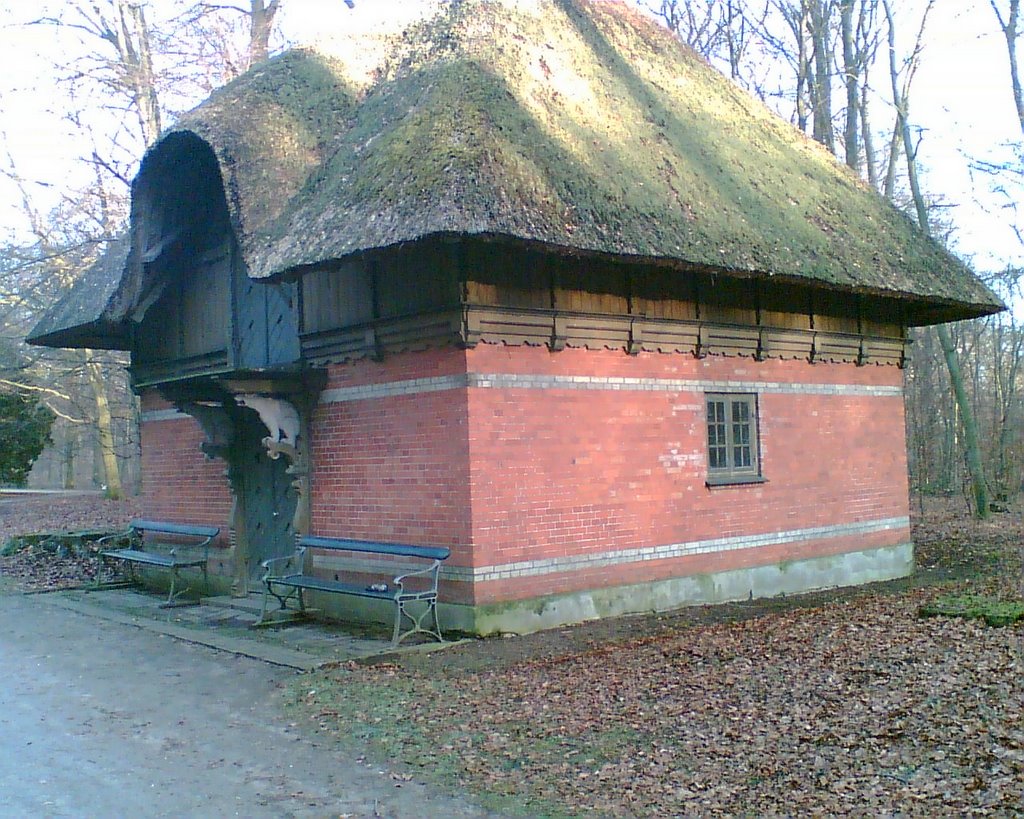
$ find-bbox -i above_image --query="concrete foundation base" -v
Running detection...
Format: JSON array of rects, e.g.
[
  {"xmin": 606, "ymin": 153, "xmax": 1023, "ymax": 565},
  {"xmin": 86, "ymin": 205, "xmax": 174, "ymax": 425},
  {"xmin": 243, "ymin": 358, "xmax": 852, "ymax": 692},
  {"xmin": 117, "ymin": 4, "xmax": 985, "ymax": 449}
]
[
  {"xmin": 441, "ymin": 541, "xmax": 915, "ymax": 636},
  {"xmin": 131, "ymin": 542, "xmax": 914, "ymax": 637}
]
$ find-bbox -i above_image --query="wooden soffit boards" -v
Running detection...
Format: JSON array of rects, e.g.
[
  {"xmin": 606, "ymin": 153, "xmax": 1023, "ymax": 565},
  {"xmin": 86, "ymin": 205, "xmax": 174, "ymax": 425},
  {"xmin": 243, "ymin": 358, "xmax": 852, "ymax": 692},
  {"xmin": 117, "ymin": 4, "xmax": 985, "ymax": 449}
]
[{"xmin": 298, "ymin": 306, "xmax": 906, "ymax": 368}]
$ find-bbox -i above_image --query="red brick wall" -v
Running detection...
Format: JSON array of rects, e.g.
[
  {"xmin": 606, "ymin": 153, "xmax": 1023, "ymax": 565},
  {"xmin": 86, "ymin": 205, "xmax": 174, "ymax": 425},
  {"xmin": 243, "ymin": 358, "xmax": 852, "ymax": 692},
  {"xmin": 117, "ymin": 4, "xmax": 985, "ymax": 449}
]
[
  {"xmin": 464, "ymin": 345, "xmax": 909, "ymax": 603},
  {"xmin": 309, "ymin": 349, "xmax": 473, "ymax": 558},
  {"xmin": 137, "ymin": 342, "xmax": 911, "ymax": 608},
  {"xmin": 139, "ymin": 392, "xmax": 233, "ymax": 540}
]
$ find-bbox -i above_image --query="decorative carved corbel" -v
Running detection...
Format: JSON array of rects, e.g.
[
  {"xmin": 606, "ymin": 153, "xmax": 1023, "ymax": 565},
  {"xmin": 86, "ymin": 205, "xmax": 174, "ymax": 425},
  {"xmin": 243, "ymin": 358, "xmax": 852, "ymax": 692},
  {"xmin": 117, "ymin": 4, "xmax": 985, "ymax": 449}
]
[
  {"xmin": 243, "ymin": 395, "xmax": 313, "ymax": 544},
  {"xmin": 626, "ymin": 318, "xmax": 643, "ymax": 356},
  {"xmin": 551, "ymin": 314, "xmax": 568, "ymax": 351},
  {"xmin": 264, "ymin": 440, "xmax": 297, "ymax": 461},
  {"xmin": 176, "ymin": 401, "xmax": 234, "ymax": 460}
]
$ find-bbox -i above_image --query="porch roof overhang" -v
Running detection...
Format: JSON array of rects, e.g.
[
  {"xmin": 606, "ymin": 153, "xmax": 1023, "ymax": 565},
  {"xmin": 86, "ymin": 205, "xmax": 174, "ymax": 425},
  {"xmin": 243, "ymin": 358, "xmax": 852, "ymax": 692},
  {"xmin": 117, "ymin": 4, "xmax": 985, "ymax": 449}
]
[
  {"xmin": 26, "ymin": 235, "xmax": 131, "ymax": 351},
  {"xmin": 144, "ymin": 367, "xmax": 327, "ymax": 404}
]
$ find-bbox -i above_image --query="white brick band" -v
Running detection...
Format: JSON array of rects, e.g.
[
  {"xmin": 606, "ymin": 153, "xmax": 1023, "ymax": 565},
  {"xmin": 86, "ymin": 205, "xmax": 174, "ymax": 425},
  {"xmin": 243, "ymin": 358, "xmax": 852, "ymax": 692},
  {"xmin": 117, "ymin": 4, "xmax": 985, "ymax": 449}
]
[
  {"xmin": 142, "ymin": 374, "xmax": 901, "ymax": 418},
  {"xmin": 441, "ymin": 515, "xmax": 911, "ymax": 583},
  {"xmin": 320, "ymin": 372, "xmax": 902, "ymax": 404}
]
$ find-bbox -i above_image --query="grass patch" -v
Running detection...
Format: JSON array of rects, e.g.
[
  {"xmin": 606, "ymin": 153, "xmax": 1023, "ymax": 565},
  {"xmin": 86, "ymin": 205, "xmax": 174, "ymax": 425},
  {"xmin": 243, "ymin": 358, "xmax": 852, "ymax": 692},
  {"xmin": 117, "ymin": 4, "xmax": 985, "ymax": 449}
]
[
  {"xmin": 919, "ymin": 593, "xmax": 1024, "ymax": 627},
  {"xmin": 285, "ymin": 669, "xmax": 569, "ymax": 817}
]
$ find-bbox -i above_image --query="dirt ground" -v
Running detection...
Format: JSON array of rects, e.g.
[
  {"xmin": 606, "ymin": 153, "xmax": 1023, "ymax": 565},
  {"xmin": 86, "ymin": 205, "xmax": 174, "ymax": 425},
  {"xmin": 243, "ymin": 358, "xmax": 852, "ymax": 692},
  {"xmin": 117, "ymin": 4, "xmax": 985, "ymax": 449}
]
[
  {"xmin": 2, "ymin": 493, "xmax": 1022, "ymax": 817},
  {"xmin": 300, "ymin": 496, "xmax": 1024, "ymax": 817},
  {"xmin": 0, "ymin": 590, "xmax": 497, "ymax": 818}
]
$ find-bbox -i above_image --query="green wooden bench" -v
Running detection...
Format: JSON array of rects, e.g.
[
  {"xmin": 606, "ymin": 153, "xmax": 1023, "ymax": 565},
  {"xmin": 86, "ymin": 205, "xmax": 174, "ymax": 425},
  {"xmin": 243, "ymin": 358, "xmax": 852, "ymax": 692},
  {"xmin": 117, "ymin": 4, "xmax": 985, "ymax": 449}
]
[
  {"xmin": 257, "ymin": 535, "xmax": 450, "ymax": 644},
  {"xmin": 96, "ymin": 519, "xmax": 219, "ymax": 606}
]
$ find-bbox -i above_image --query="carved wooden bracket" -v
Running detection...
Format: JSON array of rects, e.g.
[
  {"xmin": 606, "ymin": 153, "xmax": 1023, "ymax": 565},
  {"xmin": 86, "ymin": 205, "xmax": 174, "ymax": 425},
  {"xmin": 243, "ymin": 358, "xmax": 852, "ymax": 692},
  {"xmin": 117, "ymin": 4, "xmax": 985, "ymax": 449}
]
[
  {"xmin": 173, "ymin": 400, "xmax": 249, "ymax": 594},
  {"xmin": 626, "ymin": 318, "xmax": 643, "ymax": 356},
  {"xmin": 241, "ymin": 396, "xmax": 313, "ymax": 543},
  {"xmin": 176, "ymin": 400, "xmax": 234, "ymax": 460},
  {"xmin": 235, "ymin": 395, "xmax": 300, "ymax": 448}
]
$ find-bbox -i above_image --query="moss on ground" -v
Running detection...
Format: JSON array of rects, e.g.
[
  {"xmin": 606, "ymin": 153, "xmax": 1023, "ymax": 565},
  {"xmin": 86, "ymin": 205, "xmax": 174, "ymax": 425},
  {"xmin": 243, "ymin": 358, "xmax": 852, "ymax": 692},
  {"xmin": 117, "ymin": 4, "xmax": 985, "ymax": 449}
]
[{"xmin": 919, "ymin": 593, "xmax": 1024, "ymax": 627}]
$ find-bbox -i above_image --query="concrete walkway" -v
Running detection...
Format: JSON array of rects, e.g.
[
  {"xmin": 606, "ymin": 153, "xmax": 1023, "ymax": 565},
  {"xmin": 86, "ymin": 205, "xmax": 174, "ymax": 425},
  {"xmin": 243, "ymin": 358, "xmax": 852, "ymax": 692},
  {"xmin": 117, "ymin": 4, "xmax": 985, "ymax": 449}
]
[
  {"xmin": 0, "ymin": 588, "xmax": 495, "ymax": 818},
  {"xmin": 46, "ymin": 587, "xmax": 399, "ymax": 671}
]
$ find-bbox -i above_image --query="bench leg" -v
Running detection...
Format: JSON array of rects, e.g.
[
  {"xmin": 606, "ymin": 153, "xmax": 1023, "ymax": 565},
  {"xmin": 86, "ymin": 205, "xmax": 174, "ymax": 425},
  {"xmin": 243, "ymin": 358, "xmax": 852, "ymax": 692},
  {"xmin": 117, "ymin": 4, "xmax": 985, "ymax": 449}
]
[
  {"xmin": 392, "ymin": 604, "xmax": 402, "ymax": 645},
  {"xmin": 160, "ymin": 567, "xmax": 202, "ymax": 608},
  {"xmin": 89, "ymin": 555, "xmax": 133, "ymax": 592},
  {"xmin": 257, "ymin": 582, "xmax": 272, "ymax": 625},
  {"xmin": 393, "ymin": 597, "xmax": 445, "ymax": 645},
  {"xmin": 161, "ymin": 568, "xmax": 187, "ymax": 607},
  {"xmin": 253, "ymin": 581, "xmax": 304, "ymax": 627},
  {"xmin": 166, "ymin": 568, "xmax": 178, "ymax": 606}
]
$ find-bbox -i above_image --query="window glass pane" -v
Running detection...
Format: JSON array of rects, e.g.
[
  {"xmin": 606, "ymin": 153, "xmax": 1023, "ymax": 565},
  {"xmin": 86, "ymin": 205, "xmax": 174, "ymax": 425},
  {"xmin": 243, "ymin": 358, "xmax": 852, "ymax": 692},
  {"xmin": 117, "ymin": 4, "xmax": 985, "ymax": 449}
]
[
  {"xmin": 707, "ymin": 394, "xmax": 758, "ymax": 477},
  {"xmin": 707, "ymin": 400, "xmax": 726, "ymax": 469}
]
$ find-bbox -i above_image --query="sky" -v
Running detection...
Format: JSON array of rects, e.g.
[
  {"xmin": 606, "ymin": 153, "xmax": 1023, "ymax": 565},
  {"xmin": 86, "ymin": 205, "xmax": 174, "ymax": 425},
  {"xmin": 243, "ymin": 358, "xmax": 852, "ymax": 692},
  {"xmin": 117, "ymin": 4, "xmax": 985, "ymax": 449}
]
[
  {"xmin": 0, "ymin": 0, "xmax": 1021, "ymax": 275},
  {"xmin": 905, "ymin": 2, "xmax": 1022, "ymax": 272}
]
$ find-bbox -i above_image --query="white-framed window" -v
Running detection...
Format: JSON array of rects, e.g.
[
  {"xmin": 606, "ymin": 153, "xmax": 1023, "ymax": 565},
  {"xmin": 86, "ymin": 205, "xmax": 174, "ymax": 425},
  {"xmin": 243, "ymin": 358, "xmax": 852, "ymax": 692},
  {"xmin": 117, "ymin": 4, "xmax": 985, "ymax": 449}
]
[{"xmin": 705, "ymin": 393, "xmax": 761, "ymax": 484}]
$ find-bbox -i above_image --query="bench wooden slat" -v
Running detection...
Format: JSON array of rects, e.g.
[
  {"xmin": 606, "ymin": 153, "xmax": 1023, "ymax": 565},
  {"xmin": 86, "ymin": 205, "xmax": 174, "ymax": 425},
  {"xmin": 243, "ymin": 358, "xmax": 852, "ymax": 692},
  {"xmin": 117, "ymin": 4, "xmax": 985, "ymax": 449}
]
[
  {"xmin": 100, "ymin": 548, "xmax": 207, "ymax": 568},
  {"xmin": 130, "ymin": 519, "xmax": 220, "ymax": 539},
  {"xmin": 270, "ymin": 574, "xmax": 393, "ymax": 599},
  {"xmin": 299, "ymin": 536, "xmax": 450, "ymax": 562}
]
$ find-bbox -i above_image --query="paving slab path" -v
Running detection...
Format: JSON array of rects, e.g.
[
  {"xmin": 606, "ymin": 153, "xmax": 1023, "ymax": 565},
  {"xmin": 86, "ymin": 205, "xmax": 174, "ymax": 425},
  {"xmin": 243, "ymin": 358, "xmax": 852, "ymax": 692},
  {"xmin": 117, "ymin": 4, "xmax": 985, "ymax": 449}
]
[{"xmin": 0, "ymin": 590, "xmax": 497, "ymax": 818}]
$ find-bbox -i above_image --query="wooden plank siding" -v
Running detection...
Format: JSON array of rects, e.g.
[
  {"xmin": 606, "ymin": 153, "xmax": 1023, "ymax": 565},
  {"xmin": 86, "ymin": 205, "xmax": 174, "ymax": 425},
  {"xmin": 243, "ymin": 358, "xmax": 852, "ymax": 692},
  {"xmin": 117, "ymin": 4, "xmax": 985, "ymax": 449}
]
[
  {"xmin": 234, "ymin": 256, "xmax": 300, "ymax": 370},
  {"xmin": 134, "ymin": 239, "xmax": 231, "ymax": 371},
  {"xmin": 132, "ymin": 232, "xmax": 303, "ymax": 386},
  {"xmin": 302, "ymin": 312, "xmax": 462, "ymax": 363},
  {"xmin": 298, "ymin": 239, "xmax": 907, "ymax": 368}
]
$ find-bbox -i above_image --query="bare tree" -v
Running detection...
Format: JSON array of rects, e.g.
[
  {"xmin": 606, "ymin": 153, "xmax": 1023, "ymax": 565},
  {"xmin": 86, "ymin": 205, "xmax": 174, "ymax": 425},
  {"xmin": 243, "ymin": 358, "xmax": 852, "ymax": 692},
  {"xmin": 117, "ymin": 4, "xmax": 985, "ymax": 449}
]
[
  {"xmin": 32, "ymin": 1, "xmax": 162, "ymax": 146},
  {"xmin": 883, "ymin": 0, "xmax": 990, "ymax": 518},
  {"xmin": 648, "ymin": 0, "xmax": 756, "ymax": 80},
  {"xmin": 247, "ymin": 0, "xmax": 281, "ymax": 65},
  {"xmin": 991, "ymin": 0, "xmax": 1024, "ymax": 137}
]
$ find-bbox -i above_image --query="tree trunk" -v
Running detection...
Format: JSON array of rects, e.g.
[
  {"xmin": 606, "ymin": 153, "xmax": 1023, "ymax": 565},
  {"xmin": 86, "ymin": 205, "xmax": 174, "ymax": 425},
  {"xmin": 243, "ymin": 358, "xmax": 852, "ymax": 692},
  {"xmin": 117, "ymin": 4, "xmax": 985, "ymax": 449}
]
[
  {"xmin": 808, "ymin": 0, "xmax": 835, "ymax": 152},
  {"xmin": 884, "ymin": 0, "xmax": 989, "ymax": 518},
  {"xmin": 991, "ymin": 0, "xmax": 1024, "ymax": 136},
  {"xmin": 86, "ymin": 355, "xmax": 123, "ymax": 499},
  {"xmin": 62, "ymin": 426, "xmax": 76, "ymax": 490},
  {"xmin": 840, "ymin": 0, "xmax": 859, "ymax": 170},
  {"xmin": 935, "ymin": 325, "xmax": 989, "ymax": 515},
  {"xmin": 113, "ymin": 0, "xmax": 162, "ymax": 146},
  {"xmin": 248, "ymin": 0, "xmax": 281, "ymax": 67},
  {"xmin": 860, "ymin": 82, "xmax": 879, "ymax": 188},
  {"xmin": 994, "ymin": 320, "xmax": 1023, "ymax": 493}
]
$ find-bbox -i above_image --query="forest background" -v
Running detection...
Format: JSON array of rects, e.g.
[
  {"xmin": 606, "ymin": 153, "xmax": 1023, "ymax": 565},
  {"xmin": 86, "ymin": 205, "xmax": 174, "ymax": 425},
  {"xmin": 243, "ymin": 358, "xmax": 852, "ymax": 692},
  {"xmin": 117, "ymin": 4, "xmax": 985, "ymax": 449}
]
[{"xmin": 0, "ymin": 0, "xmax": 1021, "ymax": 513}]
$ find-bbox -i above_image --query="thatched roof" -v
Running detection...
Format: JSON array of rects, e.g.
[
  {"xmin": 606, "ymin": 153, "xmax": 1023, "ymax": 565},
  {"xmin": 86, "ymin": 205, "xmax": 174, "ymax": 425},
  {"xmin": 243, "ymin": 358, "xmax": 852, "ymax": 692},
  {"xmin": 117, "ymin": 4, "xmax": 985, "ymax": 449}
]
[
  {"xmin": 26, "ymin": 235, "xmax": 129, "ymax": 349},
  {"xmin": 31, "ymin": 0, "xmax": 1001, "ymax": 349}
]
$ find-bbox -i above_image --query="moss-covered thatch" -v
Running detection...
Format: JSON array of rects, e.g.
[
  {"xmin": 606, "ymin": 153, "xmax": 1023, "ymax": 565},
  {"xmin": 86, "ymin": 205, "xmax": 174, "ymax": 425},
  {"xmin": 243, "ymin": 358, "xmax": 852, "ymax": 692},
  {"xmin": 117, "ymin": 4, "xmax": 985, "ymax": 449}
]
[
  {"xmin": 171, "ymin": 48, "xmax": 358, "ymax": 255},
  {"xmin": 31, "ymin": 0, "xmax": 1002, "ymax": 349},
  {"xmin": 27, "ymin": 235, "xmax": 129, "ymax": 349}
]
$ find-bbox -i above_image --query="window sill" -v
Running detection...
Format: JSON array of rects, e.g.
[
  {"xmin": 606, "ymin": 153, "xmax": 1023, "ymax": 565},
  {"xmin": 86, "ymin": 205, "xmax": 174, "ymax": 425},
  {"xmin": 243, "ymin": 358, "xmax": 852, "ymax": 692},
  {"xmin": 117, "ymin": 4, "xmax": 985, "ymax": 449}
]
[{"xmin": 705, "ymin": 475, "xmax": 767, "ymax": 488}]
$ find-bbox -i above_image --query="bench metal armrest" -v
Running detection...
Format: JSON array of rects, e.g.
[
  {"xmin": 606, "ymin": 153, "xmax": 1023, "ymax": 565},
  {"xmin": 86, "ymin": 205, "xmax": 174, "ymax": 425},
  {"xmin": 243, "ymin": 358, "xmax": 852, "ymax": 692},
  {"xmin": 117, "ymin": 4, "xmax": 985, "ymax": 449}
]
[
  {"xmin": 394, "ymin": 559, "xmax": 442, "ymax": 595},
  {"xmin": 261, "ymin": 548, "xmax": 304, "ymax": 580},
  {"xmin": 96, "ymin": 529, "xmax": 135, "ymax": 549},
  {"xmin": 195, "ymin": 533, "xmax": 216, "ymax": 554}
]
